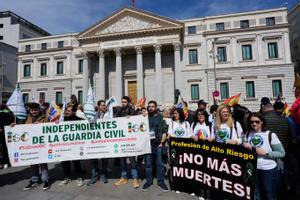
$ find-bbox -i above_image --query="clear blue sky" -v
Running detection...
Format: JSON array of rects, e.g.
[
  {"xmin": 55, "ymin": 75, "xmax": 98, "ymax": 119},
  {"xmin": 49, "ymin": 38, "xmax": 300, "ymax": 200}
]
[{"xmin": 1, "ymin": 0, "xmax": 299, "ymax": 34}]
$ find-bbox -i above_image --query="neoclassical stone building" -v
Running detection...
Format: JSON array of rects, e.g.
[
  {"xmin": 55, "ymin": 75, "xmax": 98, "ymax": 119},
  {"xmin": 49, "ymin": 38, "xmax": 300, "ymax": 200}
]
[{"xmin": 17, "ymin": 7, "xmax": 295, "ymax": 111}]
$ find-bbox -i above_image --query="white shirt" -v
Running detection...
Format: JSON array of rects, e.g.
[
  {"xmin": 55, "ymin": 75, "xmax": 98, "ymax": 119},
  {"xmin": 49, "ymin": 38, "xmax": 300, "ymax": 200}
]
[
  {"xmin": 245, "ymin": 130, "xmax": 281, "ymax": 170},
  {"xmin": 211, "ymin": 121, "xmax": 243, "ymax": 144},
  {"xmin": 191, "ymin": 122, "xmax": 211, "ymax": 139},
  {"xmin": 168, "ymin": 121, "xmax": 191, "ymax": 138}
]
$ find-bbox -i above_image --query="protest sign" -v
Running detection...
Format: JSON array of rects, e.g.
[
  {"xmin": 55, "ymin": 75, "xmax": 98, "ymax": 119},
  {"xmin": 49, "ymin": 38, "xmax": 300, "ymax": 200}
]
[
  {"xmin": 169, "ymin": 137, "xmax": 257, "ymax": 200},
  {"xmin": 5, "ymin": 115, "xmax": 151, "ymax": 167}
]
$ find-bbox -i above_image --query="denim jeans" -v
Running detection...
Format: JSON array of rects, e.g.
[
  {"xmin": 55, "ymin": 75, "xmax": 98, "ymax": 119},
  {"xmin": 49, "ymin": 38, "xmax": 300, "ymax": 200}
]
[
  {"xmin": 61, "ymin": 160, "xmax": 82, "ymax": 179},
  {"xmin": 255, "ymin": 167, "xmax": 278, "ymax": 200},
  {"xmin": 145, "ymin": 146, "xmax": 164, "ymax": 184},
  {"xmin": 30, "ymin": 163, "xmax": 48, "ymax": 183},
  {"xmin": 90, "ymin": 159, "xmax": 108, "ymax": 180},
  {"xmin": 120, "ymin": 157, "xmax": 138, "ymax": 179}
]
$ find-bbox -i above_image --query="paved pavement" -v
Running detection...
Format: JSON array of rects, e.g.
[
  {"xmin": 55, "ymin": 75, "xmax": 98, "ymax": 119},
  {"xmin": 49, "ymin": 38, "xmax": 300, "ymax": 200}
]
[{"xmin": 0, "ymin": 160, "xmax": 197, "ymax": 200}]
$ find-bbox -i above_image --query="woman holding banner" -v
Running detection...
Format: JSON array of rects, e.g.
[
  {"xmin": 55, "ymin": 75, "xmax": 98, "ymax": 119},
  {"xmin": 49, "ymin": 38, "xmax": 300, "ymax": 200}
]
[
  {"xmin": 211, "ymin": 104, "xmax": 243, "ymax": 145},
  {"xmin": 191, "ymin": 108, "xmax": 212, "ymax": 199},
  {"xmin": 191, "ymin": 108, "xmax": 213, "ymax": 142},
  {"xmin": 167, "ymin": 108, "xmax": 191, "ymax": 139},
  {"xmin": 244, "ymin": 113, "xmax": 285, "ymax": 200}
]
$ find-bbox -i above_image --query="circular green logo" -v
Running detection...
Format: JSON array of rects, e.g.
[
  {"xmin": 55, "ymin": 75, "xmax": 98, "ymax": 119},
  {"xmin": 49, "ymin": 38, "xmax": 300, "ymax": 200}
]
[{"xmin": 114, "ymin": 144, "xmax": 118, "ymax": 148}]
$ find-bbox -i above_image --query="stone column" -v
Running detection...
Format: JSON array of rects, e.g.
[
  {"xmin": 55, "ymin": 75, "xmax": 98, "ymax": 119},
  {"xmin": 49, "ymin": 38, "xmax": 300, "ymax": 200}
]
[
  {"xmin": 257, "ymin": 34, "xmax": 263, "ymax": 65},
  {"xmin": 154, "ymin": 44, "xmax": 162, "ymax": 104},
  {"xmin": 17, "ymin": 59, "xmax": 22, "ymax": 82},
  {"xmin": 98, "ymin": 49, "xmax": 105, "ymax": 100},
  {"xmin": 82, "ymin": 52, "xmax": 89, "ymax": 103},
  {"xmin": 114, "ymin": 48, "xmax": 122, "ymax": 102},
  {"xmin": 135, "ymin": 46, "xmax": 144, "ymax": 100},
  {"xmin": 173, "ymin": 42, "xmax": 181, "ymax": 91},
  {"xmin": 283, "ymin": 31, "xmax": 291, "ymax": 64},
  {"xmin": 231, "ymin": 37, "xmax": 238, "ymax": 66}
]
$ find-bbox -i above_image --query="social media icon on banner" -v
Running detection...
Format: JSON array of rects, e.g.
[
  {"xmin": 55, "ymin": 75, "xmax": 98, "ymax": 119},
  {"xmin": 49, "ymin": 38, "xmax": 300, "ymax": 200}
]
[
  {"xmin": 48, "ymin": 149, "xmax": 53, "ymax": 154},
  {"xmin": 48, "ymin": 154, "xmax": 53, "ymax": 159},
  {"xmin": 14, "ymin": 152, "xmax": 19, "ymax": 157},
  {"xmin": 14, "ymin": 158, "xmax": 18, "ymax": 162}
]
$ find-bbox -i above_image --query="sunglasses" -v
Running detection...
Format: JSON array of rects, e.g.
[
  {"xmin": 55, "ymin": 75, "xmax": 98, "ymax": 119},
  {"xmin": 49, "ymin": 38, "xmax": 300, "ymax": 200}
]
[{"xmin": 250, "ymin": 120, "xmax": 261, "ymax": 124}]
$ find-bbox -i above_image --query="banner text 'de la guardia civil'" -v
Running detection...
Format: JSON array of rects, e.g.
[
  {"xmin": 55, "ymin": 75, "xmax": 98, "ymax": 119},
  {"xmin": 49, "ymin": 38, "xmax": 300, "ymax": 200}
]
[
  {"xmin": 169, "ymin": 137, "xmax": 257, "ymax": 200},
  {"xmin": 5, "ymin": 115, "xmax": 151, "ymax": 167}
]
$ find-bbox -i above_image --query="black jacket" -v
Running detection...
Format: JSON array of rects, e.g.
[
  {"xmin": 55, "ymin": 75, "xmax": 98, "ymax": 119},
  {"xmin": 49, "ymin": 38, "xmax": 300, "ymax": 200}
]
[
  {"xmin": 148, "ymin": 112, "xmax": 167, "ymax": 147},
  {"xmin": 64, "ymin": 115, "xmax": 84, "ymax": 121},
  {"xmin": 263, "ymin": 111, "xmax": 290, "ymax": 149}
]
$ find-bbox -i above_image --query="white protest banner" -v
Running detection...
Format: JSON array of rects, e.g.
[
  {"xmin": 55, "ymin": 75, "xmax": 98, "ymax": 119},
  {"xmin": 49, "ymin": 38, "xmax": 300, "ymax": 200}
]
[{"xmin": 5, "ymin": 115, "xmax": 151, "ymax": 167}]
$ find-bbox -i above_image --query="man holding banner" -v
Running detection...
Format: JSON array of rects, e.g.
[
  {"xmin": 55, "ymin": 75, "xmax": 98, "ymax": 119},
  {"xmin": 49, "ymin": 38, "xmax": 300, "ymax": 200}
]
[
  {"xmin": 142, "ymin": 100, "xmax": 168, "ymax": 192},
  {"xmin": 114, "ymin": 96, "xmax": 139, "ymax": 188},
  {"xmin": 22, "ymin": 103, "xmax": 50, "ymax": 191},
  {"xmin": 59, "ymin": 104, "xmax": 84, "ymax": 187},
  {"xmin": 87, "ymin": 100, "xmax": 109, "ymax": 186}
]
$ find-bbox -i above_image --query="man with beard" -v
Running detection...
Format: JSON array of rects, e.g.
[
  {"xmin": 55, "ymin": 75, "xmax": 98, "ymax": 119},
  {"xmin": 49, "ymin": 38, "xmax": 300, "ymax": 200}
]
[
  {"xmin": 142, "ymin": 100, "xmax": 168, "ymax": 192},
  {"xmin": 114, "ymin": 96, "xmax": 139, "ymax": 188}
]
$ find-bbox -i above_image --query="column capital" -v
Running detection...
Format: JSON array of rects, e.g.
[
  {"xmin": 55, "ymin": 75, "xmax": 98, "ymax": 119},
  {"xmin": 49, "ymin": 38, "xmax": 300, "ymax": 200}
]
[
  {"xmin": 97, "ymin": 49, "xmax": 105, "ymax": 58},
  {"xmin": 81, "ymin": 50, "xmax": 88, "ymax": 59},
  {"xmin": 135, "ymin": 46, "xmax": 143, "ymax": 54},
  {"xmin": 114, "ymin": 48, "xmax": 122, "ymax": 56},
  {"xmin": 173, "ymin": 42, "xmax": 181, "ymax": 51},
  {"xmin": 153, "ymin": 44, "xmax": 161, "ymax": 53}
]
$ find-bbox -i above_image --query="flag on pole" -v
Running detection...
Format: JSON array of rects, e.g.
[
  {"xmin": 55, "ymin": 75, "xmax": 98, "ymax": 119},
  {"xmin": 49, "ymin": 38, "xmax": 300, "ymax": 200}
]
[
  {"xmin": 223, "ymin": 93, "xmax": 241, "ymax": 107},
  {"xmin": 104, "ymin": 96, "xmax": 118, "ymax": 119},
  {"xmin": 6, "ymin": 84, "xmax": 27, "ymax": 120},
  {"xmin": 176, "ymin": 95, "xmax": 188, "ymax": 117},
  {"xmin": 83, "ymin": 81, "xmax": 96, "ymax": 120},
  {"xmin": 48, "ymin": 101, "xmax": 62, "ymax": 122}
]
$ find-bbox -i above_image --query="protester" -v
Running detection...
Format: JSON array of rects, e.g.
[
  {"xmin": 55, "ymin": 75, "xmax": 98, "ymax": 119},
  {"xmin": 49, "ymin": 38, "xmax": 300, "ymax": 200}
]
[
  {"xmin": 244, "ymin": 112, "xmax": 285, "ymax": 200},
  {"xmin": 76, "ymin": 104, "xmax": 87, "ymax": 120},
  {"xmin": 0, "ymin": 104, "xmax": 15, "ymax": 169},
  {"xmin": 208, "ymin": 104, "xmax": 218, "ymax": 124},
  {"xmin": 273, "ymin": 101, "xmax": 285, "ymax": 115},
  {"xmin": 142, "ymin": 100, "xmax": 169, "ymax": 192},
  {"xmin": 191, "ymin": 108, "xmax": 213, "ymax": 141},
  {"xmin": 211, "ymin": 104, "xmax": 243, "ymax": 145},
  {"xmin": 68, "ymin": 94, "xmax": 79, "ymax": 109},
  {"xmin": 259, "ymin": 97, "xmax": 270, "ymax": 114},
  {"xmin": 232, "ymin": 104, "xmax": 250, "ymax": 134},
  {"xmin": 262, "ymin": 103, "xmax": 290, "ymax": 150},
  {"xmin": 167, "ymin": 108, "xmax": 192, "ymax": 138},
  {"xmin": 191, "ymin": 108, "xmax": 212, "ymax": 199},
  {"xmin": 87, "ymin": 100, "xmax": 109, "ymax": 186},
  {"xmin": 114, "ymin": 96, "xmax": 139, "ymax": 188},
  {"xmin": 286, "ymin": 98, "xmax": 300, "ymax": 198},
  {"xmin": 59, "ymin": 104, "xmax": 84, "ymax": 187},
  {"xmin": 20, "ymin": 103, "xmax": 50, "ymax": 191},
  {"xmin": 197, "ymin": 99, "xmax": 207, "ymax": 110}
]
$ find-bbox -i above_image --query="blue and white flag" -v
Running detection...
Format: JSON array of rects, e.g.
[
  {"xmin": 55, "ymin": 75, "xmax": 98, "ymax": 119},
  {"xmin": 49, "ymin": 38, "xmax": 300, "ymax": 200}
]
[
  {"xmin": 83, "ymin": 81, "xmax": 96, "ymax": 120},
  {"xmin": 104, "ymin": 96, "xmax": 118, "ymax": 119},
  {"xmin": 6, "ymin": 84, "xmax": 27, "ymax": 120}
]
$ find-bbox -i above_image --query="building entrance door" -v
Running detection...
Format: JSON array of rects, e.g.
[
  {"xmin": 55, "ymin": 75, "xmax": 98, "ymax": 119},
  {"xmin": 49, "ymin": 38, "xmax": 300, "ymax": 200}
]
[{"xmin": 127, "ymin": 80, "xmax": 137, "ymax": 103}]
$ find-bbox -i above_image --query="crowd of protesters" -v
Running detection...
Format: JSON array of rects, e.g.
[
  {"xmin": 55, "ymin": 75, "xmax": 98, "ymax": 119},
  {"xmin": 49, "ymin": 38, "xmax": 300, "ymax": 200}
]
[{"xmin": 0, "ymin": 94, "xmax": 300, "ymax": 200}]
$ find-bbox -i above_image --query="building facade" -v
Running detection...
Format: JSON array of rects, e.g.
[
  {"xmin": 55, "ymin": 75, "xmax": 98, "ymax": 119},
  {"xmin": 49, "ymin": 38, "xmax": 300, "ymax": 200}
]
[
  {"xmin": 0, "ymin": 11, "xmax": 50, "ymax": 103},
  {"xmin": 17, "ymin": 7, "xmax": 295, "ymax": 111}
]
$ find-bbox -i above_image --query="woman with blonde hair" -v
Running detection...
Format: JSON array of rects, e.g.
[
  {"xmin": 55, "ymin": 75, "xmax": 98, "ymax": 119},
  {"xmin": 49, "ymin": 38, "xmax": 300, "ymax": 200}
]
[{"xmin": 211, "ymin": 104, "xmax": 243, "ymax": 145}]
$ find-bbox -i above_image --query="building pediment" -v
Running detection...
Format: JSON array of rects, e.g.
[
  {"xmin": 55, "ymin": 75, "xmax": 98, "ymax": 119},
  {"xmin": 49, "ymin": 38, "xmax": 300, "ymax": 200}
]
[{"xmin": 77, "ymin": 7, "xmax": 183, "ymax": 40}]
